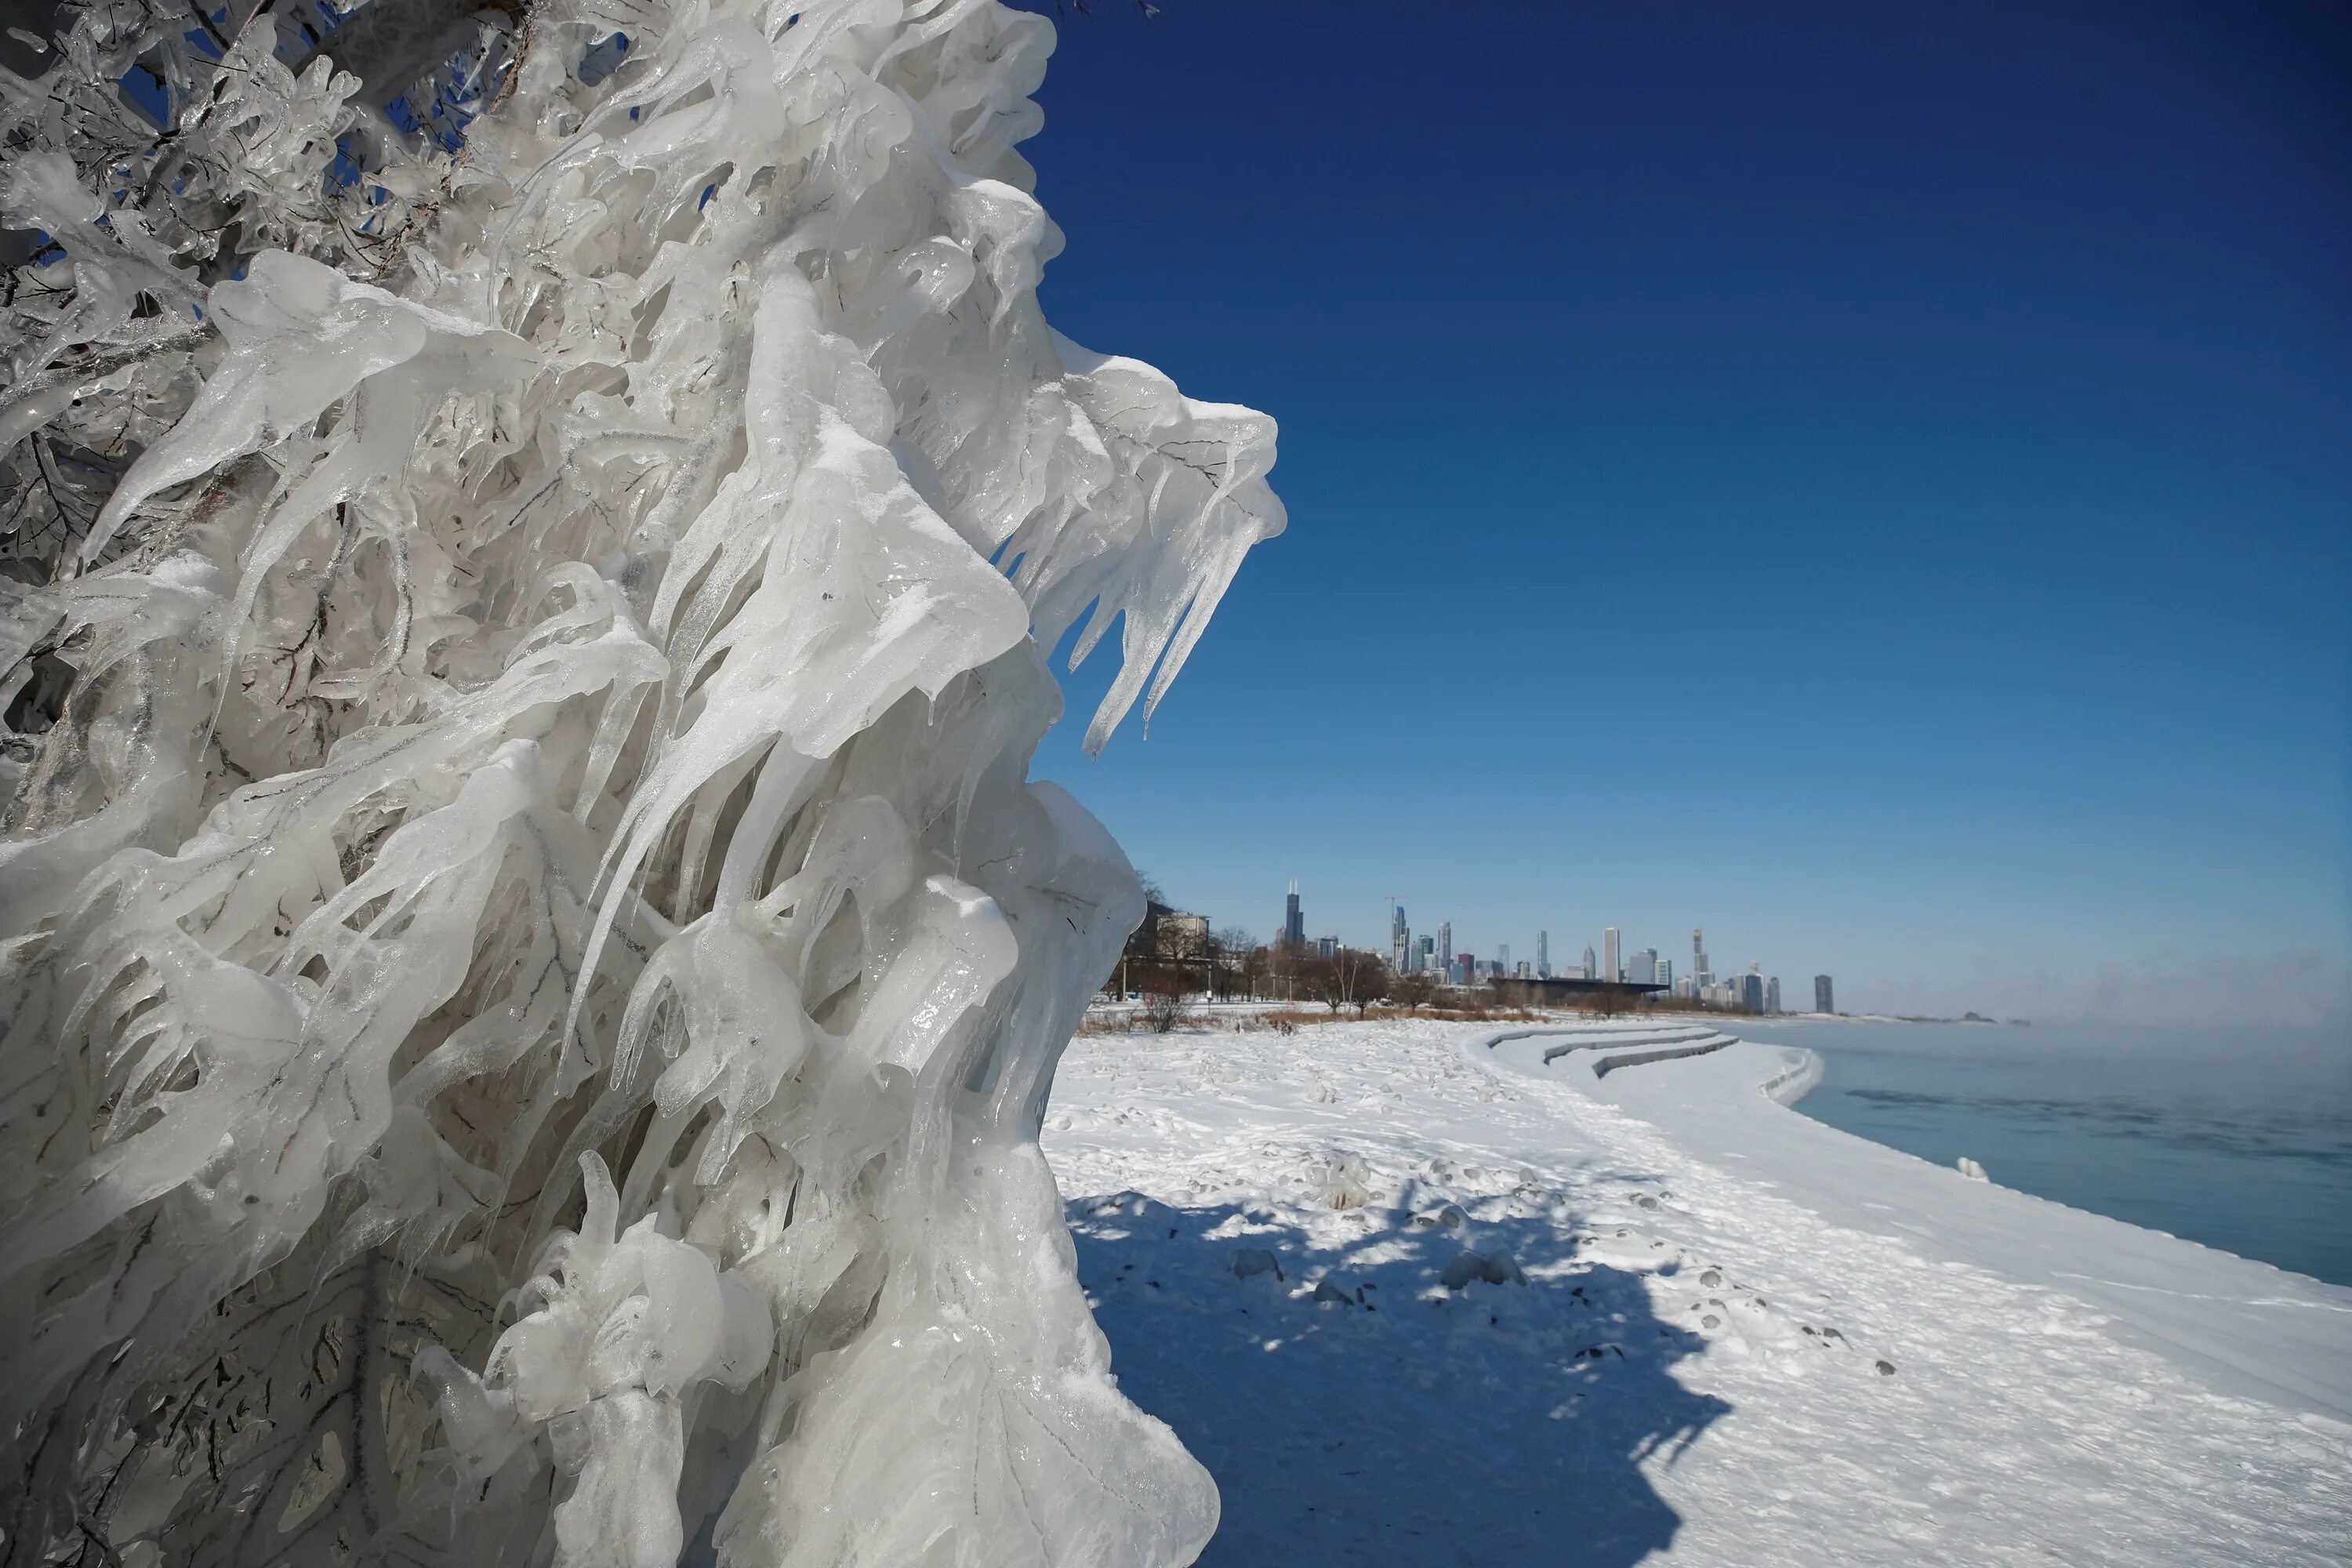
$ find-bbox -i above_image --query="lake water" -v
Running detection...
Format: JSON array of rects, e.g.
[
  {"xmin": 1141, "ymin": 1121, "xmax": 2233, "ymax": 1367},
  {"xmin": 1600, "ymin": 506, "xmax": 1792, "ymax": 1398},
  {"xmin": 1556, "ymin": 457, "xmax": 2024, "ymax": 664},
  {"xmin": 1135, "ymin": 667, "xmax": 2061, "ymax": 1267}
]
[{"xmin": 1741, "ymin": 1018, "xmax": 2352, "ymax": 1287}]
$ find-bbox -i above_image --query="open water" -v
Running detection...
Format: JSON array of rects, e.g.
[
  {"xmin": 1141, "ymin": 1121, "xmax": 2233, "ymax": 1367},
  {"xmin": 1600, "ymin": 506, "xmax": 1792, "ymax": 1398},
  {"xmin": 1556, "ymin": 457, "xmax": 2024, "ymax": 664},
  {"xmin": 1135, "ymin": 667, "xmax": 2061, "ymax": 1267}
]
[{"xmin": 1745, "ymin": 1018, "xmax": 2352, "ymax": 1287}]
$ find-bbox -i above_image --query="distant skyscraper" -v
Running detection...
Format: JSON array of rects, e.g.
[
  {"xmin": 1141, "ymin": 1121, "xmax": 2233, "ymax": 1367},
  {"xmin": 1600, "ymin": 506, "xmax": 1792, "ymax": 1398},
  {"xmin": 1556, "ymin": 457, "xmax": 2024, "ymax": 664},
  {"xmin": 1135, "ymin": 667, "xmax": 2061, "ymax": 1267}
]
[
  {"xmin": 1317, "ymin": 935, "xmax": 1338, "ymax": 959},
  {"xmin": 1392, "ymin": 904, "xmax": 1409, "ymax": 972},
  {"xmin": 1658, "ymin": 958, "xmax": 1673, "ymax": 989},
  {"xmin": 1536, "ymin": 931, "xmax": 1549, "ymax": 978},
  {"xmin": 1815, "ymin": 975, "xmax": 1834, "ymax": 1014},
  {"xmin": 1631, "ymin": 948, "xmax": 1658, "ymax": 985},
  {"xmin": 1283, "ymin": 880, "xmax": 1304, "ymax": 947},
  {"xmin": 1766, "ymin": 976, "xmax": 1782, "ymax": 1014},
  {"xmin": 1740, "ymin": 971, "xmax": 1765, "ymax": 1011},
  {"xmin": 1581, "ymin": 946, "xmax": 1596, "ymax": 980},
  {"xmin": 1602, "ymin": 927, "xmax": 1620, "ymax": 983},
  {"xmin": 1515, "ymin": 960, "xmax": 1532, "ymax": 978},
  {"xmin": 1498, "ymin": 943, "xmax": 1511, "ymax": 973},
  {"xmin": 1417, "ymin": 934, "xmax": 1436, "ymax": 971},
  {"xmin": 1438, "ymin": 921, "xmax": 1454, "ymax": 968}
]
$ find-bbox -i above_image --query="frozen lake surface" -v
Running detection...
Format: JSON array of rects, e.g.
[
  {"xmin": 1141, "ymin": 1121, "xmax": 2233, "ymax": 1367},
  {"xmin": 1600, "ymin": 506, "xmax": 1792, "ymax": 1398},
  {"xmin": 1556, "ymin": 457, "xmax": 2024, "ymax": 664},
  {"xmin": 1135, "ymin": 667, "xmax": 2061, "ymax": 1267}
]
[{"xmin": 1752, "ymin": 1018, "xmax": 2352, "ymax": 1287}]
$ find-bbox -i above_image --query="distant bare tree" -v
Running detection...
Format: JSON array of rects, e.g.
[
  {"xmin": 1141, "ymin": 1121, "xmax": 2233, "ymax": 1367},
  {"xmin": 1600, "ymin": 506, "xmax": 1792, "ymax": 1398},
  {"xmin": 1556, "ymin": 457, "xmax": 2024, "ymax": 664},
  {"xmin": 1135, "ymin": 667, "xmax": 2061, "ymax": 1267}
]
[
  {"xmin": 1212, "ymin": 926, "xmax": 1259, "ymax": 1000},
  {"xmin": 1389, "ymin": 968, "xmax": 1438, "ymax": 1012},
  {"xmin": 1582, "ymin": 983, "xmax": 1639, "ymax": 1018},
  {"xmin": 1308, "ymin": 947, "xmax": 1385, "ymax": 1017}
]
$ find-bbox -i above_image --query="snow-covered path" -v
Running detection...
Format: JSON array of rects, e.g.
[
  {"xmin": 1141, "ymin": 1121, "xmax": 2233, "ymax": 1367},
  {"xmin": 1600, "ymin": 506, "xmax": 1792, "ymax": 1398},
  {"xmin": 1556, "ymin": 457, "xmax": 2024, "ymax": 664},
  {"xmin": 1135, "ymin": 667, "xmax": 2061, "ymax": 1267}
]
[{"xmin": 1043, "ymin": 1018, "xmax": 2352, "ymax": 1567}]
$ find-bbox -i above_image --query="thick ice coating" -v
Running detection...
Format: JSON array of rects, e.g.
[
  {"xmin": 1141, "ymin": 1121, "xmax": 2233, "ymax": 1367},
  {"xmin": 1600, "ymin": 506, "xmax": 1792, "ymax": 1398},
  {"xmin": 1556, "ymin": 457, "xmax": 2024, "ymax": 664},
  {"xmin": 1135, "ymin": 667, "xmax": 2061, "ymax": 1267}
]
[{"xmin": 0, "ymin": 1, "xmax": 1279, "ymax": 1563}]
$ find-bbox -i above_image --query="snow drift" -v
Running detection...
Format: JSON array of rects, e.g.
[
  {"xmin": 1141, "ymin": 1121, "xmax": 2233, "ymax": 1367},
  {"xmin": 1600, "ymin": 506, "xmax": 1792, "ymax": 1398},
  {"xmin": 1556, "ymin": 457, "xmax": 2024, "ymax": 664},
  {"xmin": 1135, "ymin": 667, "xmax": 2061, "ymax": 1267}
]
[{"xmin": 0, "ymin": 1, "xmax": 1280, "ymax": 1563}]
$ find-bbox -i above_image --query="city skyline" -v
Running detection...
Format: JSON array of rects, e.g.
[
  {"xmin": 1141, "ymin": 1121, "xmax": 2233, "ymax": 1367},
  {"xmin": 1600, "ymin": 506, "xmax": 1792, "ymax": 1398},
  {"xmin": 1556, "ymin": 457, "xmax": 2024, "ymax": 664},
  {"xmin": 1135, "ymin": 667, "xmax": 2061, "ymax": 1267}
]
[
  {"xmin": 1157, "ymin": 866, "xmax": 2349, "ymax": 1024},
  {"xmin": 1122, "ymin": 850, "xmax": 2347, "ymax": 1024},
  {"xmin": 1236, "ymin": 877, "xmax": 1816, "ymax": 1008}
]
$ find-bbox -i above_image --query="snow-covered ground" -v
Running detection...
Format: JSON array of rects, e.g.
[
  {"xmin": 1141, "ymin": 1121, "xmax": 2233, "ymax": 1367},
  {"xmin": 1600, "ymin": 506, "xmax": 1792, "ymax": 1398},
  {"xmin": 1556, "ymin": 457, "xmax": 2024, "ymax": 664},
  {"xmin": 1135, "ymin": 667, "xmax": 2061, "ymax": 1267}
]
[{"xmin": 1043, "ymin": 1017, "xmax": 2352, "ymax": 1566}]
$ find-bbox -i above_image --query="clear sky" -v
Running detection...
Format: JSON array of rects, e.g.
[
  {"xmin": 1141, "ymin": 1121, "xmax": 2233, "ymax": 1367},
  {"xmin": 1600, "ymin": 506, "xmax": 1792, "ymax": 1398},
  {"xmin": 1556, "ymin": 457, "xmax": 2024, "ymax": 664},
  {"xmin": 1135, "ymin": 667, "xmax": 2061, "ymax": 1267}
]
[{"xmin": 1011, "ymin": 0, "xmax": 2352, "ymax": 1024}]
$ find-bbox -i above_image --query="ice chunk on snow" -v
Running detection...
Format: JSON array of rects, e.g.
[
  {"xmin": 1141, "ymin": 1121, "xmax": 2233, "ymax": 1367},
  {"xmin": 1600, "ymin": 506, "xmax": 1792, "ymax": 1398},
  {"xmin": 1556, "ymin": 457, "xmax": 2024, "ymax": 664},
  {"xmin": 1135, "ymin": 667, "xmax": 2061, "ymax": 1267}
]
[
  {"xmin": 1313, "ymin": 1152, "xmax": 1377, "ymax": 1209},
  {"xmin": 1441, "ymin": 1247, "xmax": 1527, "ymax": 1291},
  {"xmin": 1232, "ymin": 1247, "xmax": 1286, "ymax": 1283}
]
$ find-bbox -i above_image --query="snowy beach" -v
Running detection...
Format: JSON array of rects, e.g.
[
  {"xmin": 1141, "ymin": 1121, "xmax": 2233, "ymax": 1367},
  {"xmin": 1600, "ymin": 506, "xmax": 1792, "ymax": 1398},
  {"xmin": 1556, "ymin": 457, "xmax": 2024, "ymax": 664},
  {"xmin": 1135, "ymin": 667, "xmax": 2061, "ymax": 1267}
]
[{"xmin": 1044, "ymin": 1018, "xmax": 2352, "ymax": 1566}]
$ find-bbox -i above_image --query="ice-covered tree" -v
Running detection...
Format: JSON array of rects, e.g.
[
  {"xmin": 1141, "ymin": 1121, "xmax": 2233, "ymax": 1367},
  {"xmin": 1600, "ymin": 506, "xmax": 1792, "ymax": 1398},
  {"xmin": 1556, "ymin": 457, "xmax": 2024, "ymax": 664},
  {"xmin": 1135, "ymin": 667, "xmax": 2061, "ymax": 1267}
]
[{"xmin": 0, "ymin": 1, "xmax": 1281, "ymax": 1563}]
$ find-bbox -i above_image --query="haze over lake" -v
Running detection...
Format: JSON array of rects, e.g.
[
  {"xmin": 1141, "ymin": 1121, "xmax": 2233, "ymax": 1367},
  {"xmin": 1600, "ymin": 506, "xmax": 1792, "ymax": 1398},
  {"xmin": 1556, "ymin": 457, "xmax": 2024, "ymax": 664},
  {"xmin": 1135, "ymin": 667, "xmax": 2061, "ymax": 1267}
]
[{"xmin": 1751, "ymin": 1018, "xmax": 2352, "ymax": 1287}]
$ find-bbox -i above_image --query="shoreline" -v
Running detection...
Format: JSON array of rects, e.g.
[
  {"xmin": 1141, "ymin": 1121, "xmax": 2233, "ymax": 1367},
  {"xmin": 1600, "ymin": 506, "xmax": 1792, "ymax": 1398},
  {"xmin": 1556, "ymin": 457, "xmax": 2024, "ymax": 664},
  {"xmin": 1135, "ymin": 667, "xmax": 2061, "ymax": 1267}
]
[
  {"xmin": 1487, "ymin": 1027, "xmax": 2352, "ymax": 1421},
  {"xmin": 1746, "ymin": 1014, "xmax": 2352, "ymax": 1290}
]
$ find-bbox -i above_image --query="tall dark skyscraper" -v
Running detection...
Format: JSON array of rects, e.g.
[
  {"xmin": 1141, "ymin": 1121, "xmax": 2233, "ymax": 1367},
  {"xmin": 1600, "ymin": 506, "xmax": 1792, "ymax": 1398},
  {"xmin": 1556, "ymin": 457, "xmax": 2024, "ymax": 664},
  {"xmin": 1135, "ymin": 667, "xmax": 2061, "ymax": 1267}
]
[
  {"xmin": 1283, "ymin": 880, "xmax": 1304, "ymax": 947},
  {"xmin": 1815, "ymin": 975, "xmax": 1835, "ymax": 1014}
]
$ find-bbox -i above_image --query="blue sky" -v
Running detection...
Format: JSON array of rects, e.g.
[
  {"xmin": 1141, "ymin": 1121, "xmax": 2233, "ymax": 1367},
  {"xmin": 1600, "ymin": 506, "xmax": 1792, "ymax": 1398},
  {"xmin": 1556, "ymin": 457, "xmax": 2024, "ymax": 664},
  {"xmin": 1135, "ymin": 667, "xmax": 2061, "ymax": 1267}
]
[{"xmin": 1011, "ymin": 0, "xmax": 2351, "ymax": 1021}]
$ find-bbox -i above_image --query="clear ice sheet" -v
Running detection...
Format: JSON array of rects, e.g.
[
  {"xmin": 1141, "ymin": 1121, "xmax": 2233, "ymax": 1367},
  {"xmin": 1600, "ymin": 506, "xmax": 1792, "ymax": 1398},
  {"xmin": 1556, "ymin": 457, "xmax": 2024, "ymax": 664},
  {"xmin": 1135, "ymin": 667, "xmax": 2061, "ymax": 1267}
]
[{"xmin": 0, "ymin": 2, "xmax": 1280, "ymax": 1563}]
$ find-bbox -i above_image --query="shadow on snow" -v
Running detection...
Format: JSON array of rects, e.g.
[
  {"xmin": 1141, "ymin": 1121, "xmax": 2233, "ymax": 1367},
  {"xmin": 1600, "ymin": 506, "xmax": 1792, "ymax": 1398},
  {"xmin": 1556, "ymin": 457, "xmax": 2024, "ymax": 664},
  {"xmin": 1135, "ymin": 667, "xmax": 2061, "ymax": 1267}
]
[{"xmin": 1069, "ymin": 1186, "xmax": 1730, "ymax": 1567}]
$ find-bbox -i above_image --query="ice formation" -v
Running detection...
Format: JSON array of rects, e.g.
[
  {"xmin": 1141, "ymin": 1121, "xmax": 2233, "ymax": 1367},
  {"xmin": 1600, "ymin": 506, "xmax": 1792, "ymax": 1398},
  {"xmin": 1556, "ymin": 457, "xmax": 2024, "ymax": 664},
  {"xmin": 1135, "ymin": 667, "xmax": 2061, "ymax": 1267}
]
[{"xmin": 0, "ymin": 1, "xmax": 1280, "ymax": 1562}]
